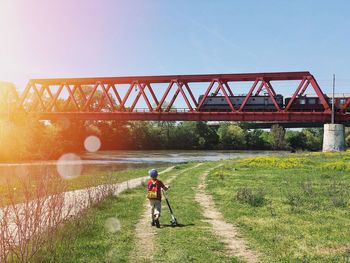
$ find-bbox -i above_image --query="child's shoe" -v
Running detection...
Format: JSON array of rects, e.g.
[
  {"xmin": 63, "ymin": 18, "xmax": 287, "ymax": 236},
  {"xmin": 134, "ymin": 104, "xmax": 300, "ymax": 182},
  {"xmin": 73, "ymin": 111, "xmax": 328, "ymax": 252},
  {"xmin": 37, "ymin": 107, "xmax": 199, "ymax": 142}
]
[{"xmin": 155, "ymin": 219, "xmax": 160, "ymax": 228}]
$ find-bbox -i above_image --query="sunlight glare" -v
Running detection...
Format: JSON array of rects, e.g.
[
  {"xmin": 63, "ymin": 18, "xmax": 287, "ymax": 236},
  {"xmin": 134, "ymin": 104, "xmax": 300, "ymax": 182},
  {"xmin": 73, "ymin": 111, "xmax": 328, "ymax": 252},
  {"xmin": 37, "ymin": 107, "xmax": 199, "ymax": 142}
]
[
  {"xmin": 84, "ymin": 136, "xmax": 101, "ymax": 152},
  {"xmin": 57, "ymin": 117, "xmax": 71, "ymax": 130},
  {"xmin": 105, "ymin": 217, "xmax": 121, "ymax": 233},
  {"xmin": 57, "ymin": 153, "xmax": 82, "ymax": 179}
]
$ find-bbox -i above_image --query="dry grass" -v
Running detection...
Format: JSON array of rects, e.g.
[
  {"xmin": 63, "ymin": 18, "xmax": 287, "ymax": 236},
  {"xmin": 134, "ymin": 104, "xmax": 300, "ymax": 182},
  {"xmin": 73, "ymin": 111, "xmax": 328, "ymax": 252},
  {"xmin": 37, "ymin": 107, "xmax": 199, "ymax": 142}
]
[{"xmin": 0, "ymin": 172, "xmax": 121, "ymax": 262}]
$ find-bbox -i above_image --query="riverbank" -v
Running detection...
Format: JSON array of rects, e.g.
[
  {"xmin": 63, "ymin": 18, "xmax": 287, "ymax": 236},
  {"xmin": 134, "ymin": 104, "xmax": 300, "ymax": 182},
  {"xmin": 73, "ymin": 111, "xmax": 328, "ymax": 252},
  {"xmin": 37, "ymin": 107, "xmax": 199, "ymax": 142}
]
[
  {"xmin": 0, "ymin": 150, "xmax": 276, "ymax": 205},
  {"xmin": 6, "ymin": 151, "xmax": 350, "ymax": 262}
]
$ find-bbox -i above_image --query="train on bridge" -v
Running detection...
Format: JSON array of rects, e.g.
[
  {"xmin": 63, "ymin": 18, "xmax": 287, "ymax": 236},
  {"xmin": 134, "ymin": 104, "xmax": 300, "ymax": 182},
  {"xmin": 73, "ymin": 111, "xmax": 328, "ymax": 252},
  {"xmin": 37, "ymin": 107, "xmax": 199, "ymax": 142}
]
[
  {"xmin": 5, "ymin": 71, "xmax": 350, "ymax": 124},
  {"xmin": 198, "ymin": 94, "xmax": 350, "ymax": 112}
]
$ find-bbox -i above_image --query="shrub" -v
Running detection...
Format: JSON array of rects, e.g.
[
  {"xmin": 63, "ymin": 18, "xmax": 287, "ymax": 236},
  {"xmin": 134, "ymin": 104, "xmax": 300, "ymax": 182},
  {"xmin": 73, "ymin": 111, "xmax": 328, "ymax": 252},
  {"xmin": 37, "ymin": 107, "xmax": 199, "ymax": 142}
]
[{"xmin": 236, "ymin": 187, "xmax": 266, "ymax": 207}]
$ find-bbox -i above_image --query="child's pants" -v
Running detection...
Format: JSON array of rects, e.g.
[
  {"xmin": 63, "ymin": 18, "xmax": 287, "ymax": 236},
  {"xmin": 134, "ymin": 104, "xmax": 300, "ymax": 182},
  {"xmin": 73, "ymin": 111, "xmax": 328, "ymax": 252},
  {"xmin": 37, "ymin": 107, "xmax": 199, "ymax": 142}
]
[{"xmin": 149, "ymin": 199, "xmax": 162, "ymax": 220}]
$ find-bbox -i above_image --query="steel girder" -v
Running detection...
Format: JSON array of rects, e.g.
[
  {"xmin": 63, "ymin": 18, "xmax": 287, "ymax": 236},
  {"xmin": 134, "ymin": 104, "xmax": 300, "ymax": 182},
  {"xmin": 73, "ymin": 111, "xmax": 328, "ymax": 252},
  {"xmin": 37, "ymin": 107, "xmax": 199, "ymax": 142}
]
[{"xmin": 15, "ymin": 71, "xmax": 350, "ymax": 123}]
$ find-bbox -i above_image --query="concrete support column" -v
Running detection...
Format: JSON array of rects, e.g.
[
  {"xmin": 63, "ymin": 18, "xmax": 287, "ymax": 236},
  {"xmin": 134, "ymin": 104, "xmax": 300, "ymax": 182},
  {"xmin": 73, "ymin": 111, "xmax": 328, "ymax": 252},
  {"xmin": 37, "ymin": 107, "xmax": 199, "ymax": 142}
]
[{"xmin": 322, "ymin": 124, "xmax": 346, "ymax": 152}]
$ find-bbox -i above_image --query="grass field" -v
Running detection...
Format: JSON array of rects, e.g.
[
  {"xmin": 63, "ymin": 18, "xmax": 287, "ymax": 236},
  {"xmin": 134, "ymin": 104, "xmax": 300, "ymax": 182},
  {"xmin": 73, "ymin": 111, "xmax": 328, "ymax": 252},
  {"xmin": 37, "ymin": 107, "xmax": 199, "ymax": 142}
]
[
  {"xmin": 207, "ymin": 152, "xmax": 350, "ymax": 262},
  {"xmin": 151, "ymin": 162, "xmax": 238, "ymax": 263},
  {"xmin": 32, "ymin": 162, "xmax": 238, "ymax": 263},
  {"xmin": 19, "ymin": 152, "xmax": 350, "ymax": 262}
]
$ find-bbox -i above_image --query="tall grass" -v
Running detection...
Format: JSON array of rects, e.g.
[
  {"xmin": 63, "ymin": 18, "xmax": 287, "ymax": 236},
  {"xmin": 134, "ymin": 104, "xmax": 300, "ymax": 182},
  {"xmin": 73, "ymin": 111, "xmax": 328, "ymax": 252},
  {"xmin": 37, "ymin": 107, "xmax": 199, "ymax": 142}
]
[{"xmin": 0, "ymin": 172, "xmax": 123, "ymax": 262}]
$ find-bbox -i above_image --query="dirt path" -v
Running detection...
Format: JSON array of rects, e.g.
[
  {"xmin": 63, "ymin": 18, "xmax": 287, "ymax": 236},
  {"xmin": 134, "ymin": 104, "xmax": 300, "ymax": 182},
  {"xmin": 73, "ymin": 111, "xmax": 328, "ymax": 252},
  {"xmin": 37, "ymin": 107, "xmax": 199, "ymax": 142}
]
[
  {"xmin": 195, "ymin": 168, "xmax": 260, "ymax": 263},
  {"xmin": 131, "ymin": 163, "xmax": 203, "ymax": 262}
]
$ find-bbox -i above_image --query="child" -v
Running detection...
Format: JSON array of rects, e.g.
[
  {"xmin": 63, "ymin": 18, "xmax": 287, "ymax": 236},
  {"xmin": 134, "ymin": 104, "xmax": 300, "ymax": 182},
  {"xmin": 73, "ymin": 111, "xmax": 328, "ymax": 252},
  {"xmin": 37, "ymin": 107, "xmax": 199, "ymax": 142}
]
[{"xmin": 147, "ymin": 169, "xmax": 169, "ymax": 228}]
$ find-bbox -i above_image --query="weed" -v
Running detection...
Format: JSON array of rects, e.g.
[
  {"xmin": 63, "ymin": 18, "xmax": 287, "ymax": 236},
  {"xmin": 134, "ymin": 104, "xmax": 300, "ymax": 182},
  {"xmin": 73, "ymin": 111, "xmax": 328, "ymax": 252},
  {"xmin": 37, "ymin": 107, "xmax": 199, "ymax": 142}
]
[
  {"xmin": 328, "ymin": 180, "xmax": 349, "ymax": 208},
  {"xmin": 236, "ymin": 187, "xmax": 266, "ymax": 207},
  {"xmin": 211, "ymin": 169, "xmax": 231, "ymax": 181},
  {"xmin": 341, "ymin": 249, "xmax": 350, "ymax": 263},
  {"xmin": 331, "ymin": 196, "xmax": 348, "ymax": 208},
  {"xmin": 285, "ymin": 191, "xmax": 304, "ymax": 212},
  {"xmin": 301, "ymin": 180, "xmax": 313, "ymax": 196},
  {"xmin": 268, "ymin": 201, "xmax": 277, "ymax": 217}
]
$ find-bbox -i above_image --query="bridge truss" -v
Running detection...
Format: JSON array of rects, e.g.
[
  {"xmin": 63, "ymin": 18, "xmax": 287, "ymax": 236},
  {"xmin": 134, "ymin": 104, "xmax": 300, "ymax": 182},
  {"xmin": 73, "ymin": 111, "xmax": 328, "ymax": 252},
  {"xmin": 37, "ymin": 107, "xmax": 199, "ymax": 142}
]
[{"xmin": 14, "ymin": 71, "xmax": 350, "ymax": 123}]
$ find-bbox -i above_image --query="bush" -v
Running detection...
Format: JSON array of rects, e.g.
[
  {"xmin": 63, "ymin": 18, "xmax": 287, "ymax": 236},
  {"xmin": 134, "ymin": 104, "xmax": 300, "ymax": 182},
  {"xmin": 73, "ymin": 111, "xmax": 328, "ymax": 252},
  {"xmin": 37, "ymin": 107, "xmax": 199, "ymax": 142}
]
[{"xmin": 236, "ymin": 187, "xmax": 266, "ymax": 207}]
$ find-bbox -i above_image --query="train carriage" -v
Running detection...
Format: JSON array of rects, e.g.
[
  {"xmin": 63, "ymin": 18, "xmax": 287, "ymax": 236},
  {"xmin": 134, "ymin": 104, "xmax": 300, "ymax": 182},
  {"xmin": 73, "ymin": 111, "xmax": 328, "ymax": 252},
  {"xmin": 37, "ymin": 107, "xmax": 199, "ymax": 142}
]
[
  {"xmin": 198, "ymin": 94, "xmax": 283, "ymax": 111},
  {"xmin": 198, "ymin": 94, "xmax": 350, "ymax": 112}
]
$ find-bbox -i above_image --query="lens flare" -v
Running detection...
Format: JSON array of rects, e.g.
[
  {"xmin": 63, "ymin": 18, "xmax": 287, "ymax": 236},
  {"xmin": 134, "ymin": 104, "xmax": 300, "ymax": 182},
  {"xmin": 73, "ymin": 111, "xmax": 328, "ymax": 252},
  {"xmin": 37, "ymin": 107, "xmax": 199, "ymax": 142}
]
[
  {"xmin": 84, "ymin": 136, "xmax": 101, "ymax": 152},
  {"xmin": 56, "ymin": 153, "xmax": 82, "ymax": 179},
  {"xmin": 57, "ymin": 117, "xmax": 71, "ymax": 130},
  {"xmin": 105, "ymin": 217, "xmax": 121, "ymax": 233}
]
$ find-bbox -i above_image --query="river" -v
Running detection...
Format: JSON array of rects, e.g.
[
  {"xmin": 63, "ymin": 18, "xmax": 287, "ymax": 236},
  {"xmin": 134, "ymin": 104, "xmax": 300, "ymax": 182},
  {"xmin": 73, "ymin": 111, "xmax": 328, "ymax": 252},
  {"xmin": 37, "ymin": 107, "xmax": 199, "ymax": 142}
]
[{"xmin": 0, "ymin": 150, "xmax": 276, "ymax": 182}]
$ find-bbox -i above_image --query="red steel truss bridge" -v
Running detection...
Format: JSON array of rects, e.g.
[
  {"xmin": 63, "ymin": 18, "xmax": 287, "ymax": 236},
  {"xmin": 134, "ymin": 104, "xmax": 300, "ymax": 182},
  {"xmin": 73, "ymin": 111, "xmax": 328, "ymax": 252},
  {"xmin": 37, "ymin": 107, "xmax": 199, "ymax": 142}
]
[{"xmin": 13, "ymin": 71, "xmax": 350, "ymax": 124}]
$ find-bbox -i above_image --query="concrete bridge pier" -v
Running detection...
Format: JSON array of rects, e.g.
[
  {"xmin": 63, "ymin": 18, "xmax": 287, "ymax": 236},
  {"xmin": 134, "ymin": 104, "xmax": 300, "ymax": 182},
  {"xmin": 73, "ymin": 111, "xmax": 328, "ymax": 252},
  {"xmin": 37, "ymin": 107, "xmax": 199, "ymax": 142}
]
[{"xmin": 322, "ymin": 124, "xmax": 346, "ymax": 152}]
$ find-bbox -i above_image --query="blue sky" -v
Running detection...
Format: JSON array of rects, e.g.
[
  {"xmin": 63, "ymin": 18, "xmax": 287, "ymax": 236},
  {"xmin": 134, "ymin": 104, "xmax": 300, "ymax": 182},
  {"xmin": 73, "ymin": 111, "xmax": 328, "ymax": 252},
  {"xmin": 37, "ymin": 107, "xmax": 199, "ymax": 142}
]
[{"xmin": 1, "ymin": 0, "xmax": 350, "ymax": 95}]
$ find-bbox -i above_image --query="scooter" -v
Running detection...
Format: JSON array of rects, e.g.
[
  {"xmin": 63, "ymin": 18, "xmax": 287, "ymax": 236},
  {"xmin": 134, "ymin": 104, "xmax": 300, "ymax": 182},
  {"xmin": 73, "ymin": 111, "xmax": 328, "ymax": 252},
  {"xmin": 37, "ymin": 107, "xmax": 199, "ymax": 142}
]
[{"xmin": 162, "ymin": 189, "xmax": 178, "ymax": 227}]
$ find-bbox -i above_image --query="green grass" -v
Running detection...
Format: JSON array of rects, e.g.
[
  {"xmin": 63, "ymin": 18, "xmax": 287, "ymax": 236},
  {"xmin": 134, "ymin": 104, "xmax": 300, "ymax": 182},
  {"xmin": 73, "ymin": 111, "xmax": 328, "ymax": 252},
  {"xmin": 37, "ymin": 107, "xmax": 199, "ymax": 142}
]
[
  {"xmin": 0, "ymin": 165, "xmax": 169, "ymax": 205},
  {"xmin": 12, "ymin": 152, "xmax": 350, "ymax": 262},
  {"xmin": 32, "ymin": 188, "xmax": 145, "ymax": 263},
  {"xmin": 152, "ymin": 161, "xmax": 238, "ymax": 263},
  {"xmin": 30, "ymin": 162, "xmax": 238, "ymax": 262},
  {"xmin": 207, "ymin": 152, "xmax": 350, "ymax": 262}
]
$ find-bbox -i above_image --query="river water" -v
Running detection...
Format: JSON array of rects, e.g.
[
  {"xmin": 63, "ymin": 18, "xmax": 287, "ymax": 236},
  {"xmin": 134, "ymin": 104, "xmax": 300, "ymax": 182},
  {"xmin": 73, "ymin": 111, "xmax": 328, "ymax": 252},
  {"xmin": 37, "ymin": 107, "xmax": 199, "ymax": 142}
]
[{"xmin": 0, "ymin": 150, "xmax": 276, "ymax": 182}]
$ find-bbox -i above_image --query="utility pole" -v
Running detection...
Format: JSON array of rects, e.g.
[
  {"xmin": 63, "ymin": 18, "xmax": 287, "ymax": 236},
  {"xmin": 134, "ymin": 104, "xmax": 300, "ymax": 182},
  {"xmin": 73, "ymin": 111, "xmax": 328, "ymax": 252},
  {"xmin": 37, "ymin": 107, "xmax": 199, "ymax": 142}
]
[{"xmin": 331, "ymin": 74, "xmax": 335, "ymax": 124}]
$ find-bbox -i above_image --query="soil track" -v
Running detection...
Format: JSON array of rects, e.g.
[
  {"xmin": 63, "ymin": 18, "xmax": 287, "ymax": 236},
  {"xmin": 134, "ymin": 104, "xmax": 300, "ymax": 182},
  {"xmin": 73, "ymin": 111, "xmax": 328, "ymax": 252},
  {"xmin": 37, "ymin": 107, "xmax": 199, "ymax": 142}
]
[
  {"xmin": 195, "ymin": 168, "xmax": 261, "ymax": 263},
  {"xmin": 131, "ymin": 163, "xmax": 203, "ymax": 262}
]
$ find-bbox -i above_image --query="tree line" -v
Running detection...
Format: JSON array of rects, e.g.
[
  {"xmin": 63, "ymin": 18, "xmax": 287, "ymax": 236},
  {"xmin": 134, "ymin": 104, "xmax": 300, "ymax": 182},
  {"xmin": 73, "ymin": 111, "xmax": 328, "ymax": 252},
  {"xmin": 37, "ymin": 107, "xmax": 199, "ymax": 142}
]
[
  {"xmin": 2, "ymin": 113, "xmax": 350, "ymax": 162},
  {"xmin": 0, "ymin": 82, "xmax": 349, "ymax": 162}
]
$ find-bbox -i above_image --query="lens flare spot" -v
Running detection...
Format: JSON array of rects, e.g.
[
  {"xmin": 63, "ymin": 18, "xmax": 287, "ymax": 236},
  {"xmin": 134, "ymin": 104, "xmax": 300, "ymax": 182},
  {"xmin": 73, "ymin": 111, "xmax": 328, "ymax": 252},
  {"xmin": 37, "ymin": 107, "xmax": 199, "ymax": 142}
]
[
  {"xmin": 84, "ymin": 136, "xmax": 101, "ymax": 152},
  {"xmin": 105, "ymin": 217, "xmax": 121, "ymax": 233},
  {"xmin": 57, "ymin": 153, "xmax": 82, "ymax": 179},
  {"xmin": 57, "ymin": 117, "xmax": 71, "ymax": 130}
]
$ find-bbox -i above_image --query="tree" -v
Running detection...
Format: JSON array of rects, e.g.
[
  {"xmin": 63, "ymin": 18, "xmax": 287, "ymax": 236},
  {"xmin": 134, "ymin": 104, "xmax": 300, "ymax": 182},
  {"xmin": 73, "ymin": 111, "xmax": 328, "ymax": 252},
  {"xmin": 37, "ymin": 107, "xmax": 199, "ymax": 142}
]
[
  {"xmin": 128, "ymin": 122, "xmax": 160, "ymax": 149},
  {"xmin": 217, "ymin": 123, "xmax": 246, "ymax": 149},
  {"xmin": 302, "ymin": 128, "xmax": 323, "ymax": 151},
  {"xmin": 169, "ymin": 122, "xmax": 199, "ymax": 149},
  {"xmin": 194, "ymin": 122, "xmax": 219, "ymax": 149},
  {"xmin": 286, "ymin": 130, "xmax": 307, "ymax": 150},
  {"xmin": 270, "ymin": 124, "xmax": 286, "ymax": 150},
  {"xmin": 0, "ymin": 82, "xmax": 18, "ymax": 119},
  {"xmin": 346, "ymin": 128, "xmax": 350, "ymax": 148},
  {"xmin": 246, "ymin": 129, "xmax": 271, "ymax": 149},
  {"xmin": 156, "ymin": 121, "xmax": 176, "ymax": 148}
]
